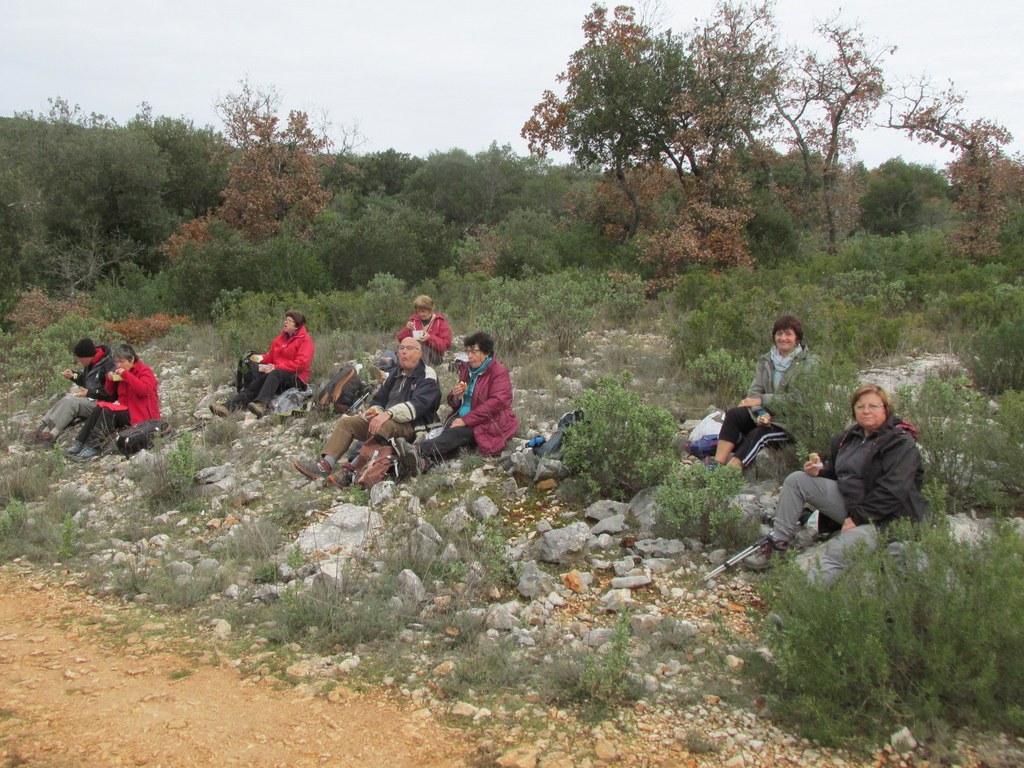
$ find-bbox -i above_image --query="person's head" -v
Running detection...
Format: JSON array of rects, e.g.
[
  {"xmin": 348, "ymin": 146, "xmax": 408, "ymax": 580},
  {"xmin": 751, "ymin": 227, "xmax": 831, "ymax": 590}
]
[
  {"xmin": 413, "ymin": 295, "xmax": 435, "ymax": 322},
  {"xmin": 463, "ymin": 331, "xmax": 495, "ymax": 367},
  {"xmin": 72, "ymin": 338, "xmax": 97, "ymax": 365},
  {"xmin": 397, "ymin": 338, "xmax": 423, "ymax": 372},
  {"xmin": 111, "ymin": 344, "xmax": 138, "ymax": 369},
  {"xmin": 772, "ymin": 315, "xmax": 803, "ymax": 355},
  {"xmin": 283, "ymin": 310, "xmax": 306, "ymax": 332},
  {"xmin": 850, "ymin": 384, "xmax": 893, "ymax": 433}
]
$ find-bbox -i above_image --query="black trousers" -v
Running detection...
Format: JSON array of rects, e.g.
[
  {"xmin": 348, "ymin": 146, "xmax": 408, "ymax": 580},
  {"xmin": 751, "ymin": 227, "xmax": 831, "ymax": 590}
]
[
  {"xmin": 416, "ymin": 425, "xmax": 476, "ymax": 466},
  {"xmin": 76, "ymin": 407, "xmax": 130, "ymax": 447},
  {"xmin": 228, "ymin": 369, "xmax": 302, "ymax": 410},
  {"xmin": 719, "ymin": 405, "xmax": 790, "ymax": 467}
]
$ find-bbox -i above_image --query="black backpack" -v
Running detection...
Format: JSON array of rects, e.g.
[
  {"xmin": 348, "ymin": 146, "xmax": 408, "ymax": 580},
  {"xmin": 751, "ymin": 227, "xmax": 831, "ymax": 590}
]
[
  {"xmin": 235, "ymin": 351, "xmax": 261, "ymax": 392},
  {"xmin": 534, "ymin": 410, "xmax": 583, "ymax": 460},
  {"xmin": 115, "ymin": 419, "xmax": 173, "ymax": 456},
  {"xmin": 314, "ymin": 365, "xmax": 370, "ymax": 415}
]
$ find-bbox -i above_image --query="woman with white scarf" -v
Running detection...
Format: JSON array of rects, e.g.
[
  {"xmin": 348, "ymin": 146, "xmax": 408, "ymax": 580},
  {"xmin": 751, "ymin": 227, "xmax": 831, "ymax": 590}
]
[{"xmin": 710, "ymin": 315, "xmax": 816, "ymax": 469}]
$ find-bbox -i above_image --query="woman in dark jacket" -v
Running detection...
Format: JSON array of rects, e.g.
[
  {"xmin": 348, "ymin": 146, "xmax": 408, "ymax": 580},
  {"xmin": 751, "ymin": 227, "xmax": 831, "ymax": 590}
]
[
  {"xmin": 67, "ymin": 344, "xmax": 161, "ymax": 460},
  {"xmin": 397, "ymin": 332, "xmax": 518, "ymax": 473},
  {"xmin": 748, "ymin": 383, "xmax": 927, "ymax": 583},
  {"xmin": 211, "ymin": 310, "xmax": 315, "ymax": 419}
]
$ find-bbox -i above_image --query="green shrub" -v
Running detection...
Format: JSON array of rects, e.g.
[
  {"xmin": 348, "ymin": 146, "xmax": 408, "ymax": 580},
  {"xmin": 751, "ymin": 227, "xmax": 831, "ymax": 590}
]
[
  {"xmin": 534, "ymin": 271, "xmax": 597, "ymax": 354},
  {"xmin": 2, "ymin": 313, "xmax": 122, "ymax": 398},
  {"xmin": 561, "ymin": 376, "xmax": 677, "ymax": 501},
  {"xmin": 654, "ymin": 463, "xmax": 750, "ymax": 548},
  {"xmin": 0, "ymin": 449, "xmax": 63, "ymax": 505},
  {"xmin": 967, "ymin": 312, "xmax": 1024, "ymax": 394},
  {"xmin": 755, "ymin": 522, "xmax": 1024, "ymax": 746},
  {"xmin": 0, "ymin": 498, "xmax": 66, "ymax": 563},
  {"xmin": 475, "ymin": 292, "xmax": 541, "ymax": 362},
  {"xmin": 686, "ymin": 348, "xmax": 754, "ymax": 407},
  {"xmin": 899, "ymin": 376, "xmax": 1001, "ymax": 513},
  {"xmin": 769, "ymin": 361, "xmax": 860, "ymax": 457}
]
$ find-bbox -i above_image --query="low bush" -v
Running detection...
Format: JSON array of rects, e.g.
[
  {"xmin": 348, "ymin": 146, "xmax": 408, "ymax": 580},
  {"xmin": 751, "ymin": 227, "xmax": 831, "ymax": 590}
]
[
  {"xmin": 754, "ymin": 521, "xmax": 1024, "ymax": 746},
  {"xmin": 967, "ymin": 311, "xmax": 1024, "ymax": 394},
  {"xmin": 654, "ymin": 463, "xmax": 752, "ymax": 549},
  {"xmin": 561, "ymin": 376, "xmax": 677, "ymax": 501},
  {"xmin": 899, "ymin": 376, "xmax": 1001, "ymax": 513},
  {"xmin": 686, "ymin": 348, "xmax": 754, "ymax": 407}
]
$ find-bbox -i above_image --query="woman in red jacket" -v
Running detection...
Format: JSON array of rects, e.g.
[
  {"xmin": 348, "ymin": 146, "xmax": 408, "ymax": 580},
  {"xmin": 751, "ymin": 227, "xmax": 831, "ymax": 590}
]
[
  {"xmin": 67, "ymin": 344, "xmax": 160, "ymax": 460},
  {"xmin": 396, "ymin": 295, "xmax": 451, "ymax": 367},
  {"xmin": 396, "ymin": 331, "xmax": 518, "ymax": 474},
  {"xmin": 211, "ymin": 310, "xmax": 315, "ymax": 419}
]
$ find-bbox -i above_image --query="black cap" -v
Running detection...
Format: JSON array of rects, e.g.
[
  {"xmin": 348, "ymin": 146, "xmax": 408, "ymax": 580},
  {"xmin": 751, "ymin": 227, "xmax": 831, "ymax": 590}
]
[{"xmin": 73, "ymin": 338, "xmax": 97, "ymax": 358}]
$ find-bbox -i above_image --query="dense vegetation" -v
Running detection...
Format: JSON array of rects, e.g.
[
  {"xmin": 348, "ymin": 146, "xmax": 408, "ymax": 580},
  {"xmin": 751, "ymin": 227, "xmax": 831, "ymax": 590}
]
[{"xmin": 2, "ymin": 0, "xmax": 1023, "ymax": 753}]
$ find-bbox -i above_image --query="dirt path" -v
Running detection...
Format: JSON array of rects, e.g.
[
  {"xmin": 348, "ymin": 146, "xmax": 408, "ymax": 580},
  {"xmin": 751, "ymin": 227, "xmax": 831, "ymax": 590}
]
[{"xmin": 0, "ymin": 568, "xmax": 472, "ymax": 768}]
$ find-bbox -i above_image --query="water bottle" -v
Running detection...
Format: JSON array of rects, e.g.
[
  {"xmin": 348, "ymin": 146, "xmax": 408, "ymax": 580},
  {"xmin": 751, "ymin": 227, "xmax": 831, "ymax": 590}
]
[{"xmin": 526, "ymin": 435, "xmax": 546, "ymax": 449}]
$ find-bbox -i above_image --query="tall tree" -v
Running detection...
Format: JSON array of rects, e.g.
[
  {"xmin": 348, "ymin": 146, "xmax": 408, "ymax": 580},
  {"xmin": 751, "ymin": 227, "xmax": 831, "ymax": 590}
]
[
  {"xmin": 888, "ymin": 80, "xmax": 1018, "ymax": 259},
  {"xmin": 774, "ymin": 16, "xmax": 893, "ymax": 251},
  {"xmin": 214, "ymin": 81, "xmax": 331, "ymax": 242}
]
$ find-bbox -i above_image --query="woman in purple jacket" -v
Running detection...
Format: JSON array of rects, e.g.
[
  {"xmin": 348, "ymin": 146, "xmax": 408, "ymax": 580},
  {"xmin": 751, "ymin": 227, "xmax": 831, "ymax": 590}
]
[{"xmin": 398, "ymin": 332, "xmax": 518, "ymax": 473}]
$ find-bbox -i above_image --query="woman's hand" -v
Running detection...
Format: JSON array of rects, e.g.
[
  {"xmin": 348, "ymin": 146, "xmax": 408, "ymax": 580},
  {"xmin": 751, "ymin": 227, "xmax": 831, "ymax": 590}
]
[
  {"xmin": 420, "ymin": 332, "xmax": 431, "ymax": 343},
  {"xmin": 450, "ymin": 417, "xmax": 467, "ymax": 428},
  {"xmin": 406, "ymin": 321, "xmax": 416, "ymax": 331},
  {"xmin": 756, "ymin": 412, "xmax": 772, "ymax": 426},
  {"xmin": 452, "ymin": 381, "xmax": 467, "ymax": 397},
  {"xmin": 739, "ymin": 396, "xmax": 762, "ymax": 408},
  {"xmin": 258, "ymin": 364, "xmax": 274, "ymax": 373},
  {"xmin": 804, "ymin": 452, "xmax": 824, "ymax": 476}
]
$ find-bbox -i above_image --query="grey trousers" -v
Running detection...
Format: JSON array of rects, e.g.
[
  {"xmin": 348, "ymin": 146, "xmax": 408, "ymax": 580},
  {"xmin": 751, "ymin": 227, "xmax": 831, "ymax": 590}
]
[
  {"xmin": 773, "ymin": 470, "xmax": 879, "ymax": 585},
  {"xmin": 42, "ymin": 396, "xmax": 99, "ymax": 436}
]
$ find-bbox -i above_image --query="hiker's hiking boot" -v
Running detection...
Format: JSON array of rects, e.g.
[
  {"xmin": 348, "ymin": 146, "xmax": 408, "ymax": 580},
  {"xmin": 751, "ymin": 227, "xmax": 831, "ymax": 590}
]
[
  {"xmin": 745, "ymin": 535, "xmax": 790, "ymax": 571},
  {"xmin": 247, "ymin": 401, "xmax": 267, "ymax": 419},
  {"xmin": 327, "ymin": 466, "xmax": 354, "ymax": 488},
  {"xmin": 209, "ymin": 403, "xmax": 231, "ymax": 418},
  {"xmin": 25, "ymin": 427, "xmax": 55, "ymax": 447},
  {"xmin": 392, "ymin": 438, "xmax": 425, "ymax": 478},
  {"xmin": 293, "ymin": 458, "xmax": 333, "ymax": 481},
  {"xmin": 64, "ymin": 440, "xmax": 85, "ymax": 456},
  {"xmin": 73, "ymin": 446, "xmax": 99, "ymax": 461}
]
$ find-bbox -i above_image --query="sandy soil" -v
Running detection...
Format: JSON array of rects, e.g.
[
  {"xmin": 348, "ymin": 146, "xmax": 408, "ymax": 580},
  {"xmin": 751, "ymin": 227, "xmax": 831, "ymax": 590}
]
[{"xmin": 0, "ymin": 568, "xmax": 472, "ymax": 768}]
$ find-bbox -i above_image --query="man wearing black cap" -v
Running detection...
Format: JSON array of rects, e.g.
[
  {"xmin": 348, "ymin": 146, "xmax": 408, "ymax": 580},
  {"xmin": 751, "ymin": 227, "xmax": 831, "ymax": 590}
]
[{"xmin": 28, "ymin": 337, "xmax": 116, "ymax": 446}]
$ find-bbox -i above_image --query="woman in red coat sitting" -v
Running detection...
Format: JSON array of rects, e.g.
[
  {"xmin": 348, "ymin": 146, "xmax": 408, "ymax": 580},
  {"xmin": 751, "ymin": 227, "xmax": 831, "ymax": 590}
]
[
  {"xmin": 211, "ymin": 310, "xmax": 315, "ymax": 419},
  {"xmin": 396, "ymin": 295, "xmax": 451, "ymax": 367},
  {"xmin": 397, "ymin": 331, "xmax": 518, "ymax": 474},
  {"xmin": 67, "ymin": 343, "xmax": 160, "ymax": 460}
]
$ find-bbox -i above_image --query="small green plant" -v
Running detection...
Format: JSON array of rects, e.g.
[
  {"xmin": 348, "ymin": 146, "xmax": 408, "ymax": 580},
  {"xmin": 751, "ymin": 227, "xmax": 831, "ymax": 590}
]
[
  {"xmin": 58, "ymin": 512, "xmax": 77, "ymax": 561},
  {"xmin": 654, "ymin": 463, "xmax": 752, "ymax": 549},
  {"xmin": 543, "ymin": 612, "xmax": 642, "ymax": 714},
  {"xmin": 753, "ymin": 521, "xmax": 1024, "ymax": 746},
  {"xmin": 561, "ymin": 376, "xmax": 677, "ymax": 501}
]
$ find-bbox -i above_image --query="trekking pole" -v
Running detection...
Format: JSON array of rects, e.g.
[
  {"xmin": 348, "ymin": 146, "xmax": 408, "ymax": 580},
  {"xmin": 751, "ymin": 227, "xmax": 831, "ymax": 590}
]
[{"xmin": 704, "ymin": 539, "xmax": 766, "ymax": 583}]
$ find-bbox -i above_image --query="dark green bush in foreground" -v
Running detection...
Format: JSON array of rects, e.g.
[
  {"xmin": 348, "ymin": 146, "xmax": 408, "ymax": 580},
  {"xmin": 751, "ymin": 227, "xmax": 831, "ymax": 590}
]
[
  {"xmin": 753, "ymin": 522, "xmax": 1024, "ymax": 746},
  {"xmin": 561, "ymin": 376, "xmax": 677, "ymax": 501}
]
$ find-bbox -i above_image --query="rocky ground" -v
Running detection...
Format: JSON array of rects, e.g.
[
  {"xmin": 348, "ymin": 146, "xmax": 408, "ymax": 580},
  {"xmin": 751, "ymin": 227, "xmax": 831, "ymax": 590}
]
[{"xmin": 3, "ymin": 337, "xmax": 1021, "ymax": 768}]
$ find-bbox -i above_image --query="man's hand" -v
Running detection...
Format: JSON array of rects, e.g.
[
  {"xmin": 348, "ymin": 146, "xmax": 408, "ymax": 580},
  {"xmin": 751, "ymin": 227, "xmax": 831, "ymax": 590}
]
[
  {"xmin": 841, "ymin": 517, "xmax": 857, "ymax": 532},
  {"xmin": 76, "ymin": 388, "xmax": 88, "ymax": 398},
  {"xmin": 62, "ymin": 369, "xmax": 75, "ymax": 380},
  {"xmin": 368, "ymin": 410, "xmax": 392, "ymax": 436}
]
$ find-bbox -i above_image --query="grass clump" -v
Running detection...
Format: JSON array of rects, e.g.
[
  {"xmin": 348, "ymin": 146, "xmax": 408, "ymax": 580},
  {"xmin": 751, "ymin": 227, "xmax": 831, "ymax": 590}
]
[
  {"xmin": 654, "ymin": 463, "xmax": 754, "ymax": 549},
  {"xmin": 542, "ymin": 613, "xmax": 642, "ymax": 715},
  {"xmin": 753, "ymin": 521, "xmax": 1024, "ymax": 747},
  {"xmin": 561, "ymin": 375, "xmax": 676, "ymax": 501}
]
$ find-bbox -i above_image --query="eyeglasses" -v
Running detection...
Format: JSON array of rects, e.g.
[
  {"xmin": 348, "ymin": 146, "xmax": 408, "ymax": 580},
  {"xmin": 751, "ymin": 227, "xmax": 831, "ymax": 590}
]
[
  {"xmin": 855, "ymin": 404, "xmax": 885, "ymax": 412},
  {"xmin": 398, "ymin": 345, "xmax": 420, "ymax": 351},
  {"xmin": 465, "ymin": 347, "xmax": 484, "ymax": 354}
]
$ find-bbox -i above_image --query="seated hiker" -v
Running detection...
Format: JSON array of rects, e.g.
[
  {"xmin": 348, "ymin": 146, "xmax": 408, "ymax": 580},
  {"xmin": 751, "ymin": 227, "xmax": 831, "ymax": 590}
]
[
  {"xmin": 711, "ymin": 315, "xmax": 815, "ymax": 469},
  {"xmin": 28, "ymin": 338, "xmax": 116, "ymax": 446},
  {"xmin": 210, "ymin": 310, "xmax": 315, "ymax": 419},
  {"xmin": 395, "ymin": 332, "xmax": 518, "ymax": 474},
  {"xmin": 68, "ymin": 344, "xmax": 161, "ymax": 460},
  {"xmin": 293, "ymin": 338, "xmax": 441, "ymax": 487},
  {"xmin": 746, "ymin": 384, "xmax": 927, "ymax": 584},
  {"xmin": 396, "ymin": 295, "xmax": 451, "ymax": 367}
]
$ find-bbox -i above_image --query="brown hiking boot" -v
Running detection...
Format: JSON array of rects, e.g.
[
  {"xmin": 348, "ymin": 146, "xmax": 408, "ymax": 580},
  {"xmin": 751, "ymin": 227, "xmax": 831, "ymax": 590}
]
[
  {"xmin": 745, "ymin": 536, "xmax": 790, "ymax": 571},
  {"xmin": 293, "ymin": 458, "xmax": 333, "ymax": 481},
  {"xmin": 247, "ymin": 401, "xmax": 267, "ymax": 418},
  {"xmin": 209, "ymin": 403, "xmax": 231, "ymax": 418}
]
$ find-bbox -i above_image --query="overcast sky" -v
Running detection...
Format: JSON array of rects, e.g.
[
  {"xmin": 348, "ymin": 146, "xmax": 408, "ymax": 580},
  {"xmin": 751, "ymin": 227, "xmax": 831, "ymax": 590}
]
[{"xmin": 2, "ymin": 0, "xmax": 1021, "ymax": 170}]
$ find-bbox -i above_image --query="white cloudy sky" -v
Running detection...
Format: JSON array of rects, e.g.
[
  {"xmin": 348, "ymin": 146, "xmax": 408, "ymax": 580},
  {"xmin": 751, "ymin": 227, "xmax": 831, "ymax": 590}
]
[{"xmin": 2, "ymin": 0, "xmax": 1021, "ymax": 169}]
